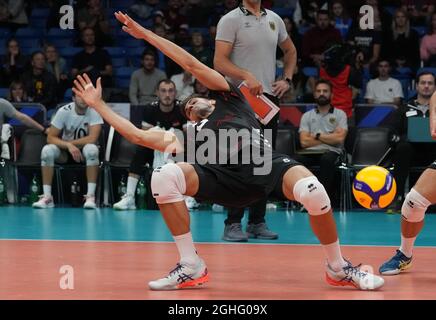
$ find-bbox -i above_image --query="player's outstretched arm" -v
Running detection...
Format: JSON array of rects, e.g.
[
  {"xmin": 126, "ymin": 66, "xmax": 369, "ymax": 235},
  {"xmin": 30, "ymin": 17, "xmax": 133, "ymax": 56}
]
[
  {"xmin": 114, "ymin": 11, "xmax": 229, "ymax": 92},
  {"xmin": 72, "ymin": 74, "xmax": 183, "ymax": 153},
  {"xmin": 431, "ymin": 90, "xmax": 436, "ymax": 140}
]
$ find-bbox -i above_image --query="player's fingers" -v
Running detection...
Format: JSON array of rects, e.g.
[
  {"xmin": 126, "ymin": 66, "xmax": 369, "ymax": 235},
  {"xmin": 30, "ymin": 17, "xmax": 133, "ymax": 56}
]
[
  {"xmin": 83, "ymin": 73, "xmax": 93, "ymax": 85},
  {"xmin": 96, "ymin": 77, "xmax": 102, "ymax": 91},
  {"xmin": 73, "ymin": 79, "xmax": 84, "ymax": 92},
  {"xmin": 77, "ymin": 74, "xmax": 88, "ymax": 88},
  {"xmin": 72, "ymin": 87, "xmax": 82, "ymax": 97}
]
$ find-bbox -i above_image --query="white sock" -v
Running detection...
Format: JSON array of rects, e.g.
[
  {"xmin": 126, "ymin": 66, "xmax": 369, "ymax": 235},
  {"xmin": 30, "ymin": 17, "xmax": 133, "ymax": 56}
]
[
  {"xmin": 400, "ymin": 235, "xmax": 416, "ymax": 258},
  {"xmin": 87, "ymin": 183, "xmax": 96, "ymax": 196},
  {"xmin": 173, "ymin": 232, "xmax": 200, "ymax": 266},
  {"xmin": 323, "ymin": 240, "xmax": 347, "ymax": 271},
  {"xmin": 127, "ymin": 176, "xmax": 138, "ymax": 196},
  {"xmin": 43, "ymin": 185, "xmax": 51, "ymax": 197}
]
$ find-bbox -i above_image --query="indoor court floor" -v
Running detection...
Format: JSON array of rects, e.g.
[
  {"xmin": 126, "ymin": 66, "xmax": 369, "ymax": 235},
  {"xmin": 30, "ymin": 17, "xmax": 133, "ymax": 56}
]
[{"xmin": 2, "ymin": 206, "xmax": 436, "ymax": 300}]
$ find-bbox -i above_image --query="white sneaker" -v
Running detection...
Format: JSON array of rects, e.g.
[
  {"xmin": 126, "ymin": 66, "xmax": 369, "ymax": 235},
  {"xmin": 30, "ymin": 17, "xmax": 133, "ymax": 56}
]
[
  {"xmin": 113, "ymin": 194, "xmax": 136, "ymax": 210},
  {"xmin": 185, "ymin": 196, "xmax": 199, "ymax": 210},
  {"xmin": 32, "ymin": 195, "xmax": 54, "ymax": 208},
  {"xmin": 325, "ymin": 260, "xmax": 385, "ymax": 290},
  {"xmin": 148, "ymin": 259, "xmax": 209, "ymax": 290},
  {"xmin": 212, "ymin": 204, "xmax": 224, "ymax": 212},
  {"xmin": 83, "ymin": 195, "xmax": 97, "ymax": 209}
]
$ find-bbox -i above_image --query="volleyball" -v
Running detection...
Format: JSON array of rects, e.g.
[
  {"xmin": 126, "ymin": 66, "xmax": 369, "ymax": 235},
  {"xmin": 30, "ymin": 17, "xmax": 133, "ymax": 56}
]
[{"xmin": 352, "ymin": 166, "xmax": 397, "ymax": 210}]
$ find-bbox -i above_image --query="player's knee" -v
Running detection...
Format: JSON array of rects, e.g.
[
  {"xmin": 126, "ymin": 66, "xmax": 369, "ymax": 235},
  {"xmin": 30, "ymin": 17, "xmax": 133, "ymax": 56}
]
[
  {"xmin": 293, "ymin": 176, "xmax": 331, "ymax": 216},
  {"xmin": 151, "ymin": 163, "xmax": 186, "ymax": 204},
  {"xmin": 402, "ymin": 188, "xmax": 431, "ymax": 223},
  {"xmin": 41, "ymin": 144, "xmax": 58, "ymax": 166},
  {"xmin": 83, "ymin": 144, "xmax": 99, "ymax": 166}
]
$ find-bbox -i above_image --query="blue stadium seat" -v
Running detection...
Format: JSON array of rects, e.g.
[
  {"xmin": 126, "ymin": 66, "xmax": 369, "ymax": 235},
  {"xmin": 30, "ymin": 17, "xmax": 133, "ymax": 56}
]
[
  {"xmin": 412, "ymin": 26, "xmax": 427, "ymax": 38},
  {"xmin": 271, "ymin": 7, "xmax": 293, "ymax": 17},
  {"xmin": 298, "ymin": 25, "xmax": 311, "ymax": 35},
  {"xmin": 190, "ymin": 27, "xmax": 209, "ymax": 37},
  {"xmin": 19, "ymin": 38, "xmax": 41, "ymax": 48},
  {"xmin": 417, "ymin": 67, "xmax": 436, "ymax": 77},
  {"xmin": 302, "ymin": 67, "xmax": 319, "ymax": 78},
  {"xmin": 104, "ymin": 47, "xmax": 126, "ymax": 58},
  {"xmin": 407, "ymin": 89, "xmax": 417, "ymax": 100},
  {"xmin": 48, "ymin": 38, "xmax": 73, "ymax": 48},
  {"xmin": 115, "ymin": 66, "xmax": 135, "ymax": 78},
  {"xmin": 117, "ymin": 38, "xmax": 145, "ymax": 48},
  {"xmin": 115, "ymin": 77, "xmax": 131, "ymax": 89},
  {"xmin": 0, "ymin": 27, "xmax": 11, "ymax": 38},
  {"xmin": 30, "ymin": 8, "xmax": 50, "ymax": 19},
  {"xmin": 15, "ymin": 28, "xmax": 43, "ymax": 38},
  {"xmin": 64, "ymin": 88, "xmax": 73, "ymax": 102},
  {"xmin": 111, "ymin": 0, "xmax": 135, "ymax": 9},
  {"xmin": 58, "ymin": 47, "xmax": 83, "ymax": 58},
  {"xmin": 30, "ymin": 18, "xmax": 47, "ymax": 29},
  {"xmin": 21, "ymin": 47, "xmax": 42, "ymax": 55},
  {"xmin": 112, "ymin": 57, "xmax": 127, "ymax": 68},
  {"xmin": 0, "ymin": 87, "xmax": 8, "ymax": 98},
  {"xmin": 46, "ymin": 28, "xmax": 75, "ymax": 39}
]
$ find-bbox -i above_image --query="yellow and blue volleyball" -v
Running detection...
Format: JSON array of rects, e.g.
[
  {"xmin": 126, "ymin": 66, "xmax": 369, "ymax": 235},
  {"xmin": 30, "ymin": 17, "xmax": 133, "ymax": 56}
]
[{"xmin": 352, "ymin": 165, "xmax": 397, "ymax": 210}]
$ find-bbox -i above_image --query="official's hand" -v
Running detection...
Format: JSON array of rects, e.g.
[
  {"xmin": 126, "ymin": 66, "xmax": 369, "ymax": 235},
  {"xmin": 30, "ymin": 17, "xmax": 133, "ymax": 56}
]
[
  {"xmin": 72, "ymin": 73, "xmax": 103, "ymax": 108},
  {"xmin": 272, "ymin": 79, "xmax": 291, "ymax": 99},
  {"xmin": 67, "ymin": 143, "xmax": 83, "ymax": 163},
  {"xmin": 115, "ymin": 11, "xmax": 148, "ymax": 40},
  {"xmin": 245, "ymin": 73, "xmax": 263, "ymax": 96},
  {"xmin": 431, "ymin": 118, "xmax": 436, "ymax": 140}
]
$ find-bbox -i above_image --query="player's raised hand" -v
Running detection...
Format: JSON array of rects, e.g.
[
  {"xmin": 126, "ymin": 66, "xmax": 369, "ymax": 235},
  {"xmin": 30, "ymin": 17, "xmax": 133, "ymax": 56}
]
[
  {"xmin": 72, "ymin": 73, "xmax": 102, "ymax": 108},
  {"xmin": 115, "ymin": 11, "xmax": 148, "ymax": 40}
]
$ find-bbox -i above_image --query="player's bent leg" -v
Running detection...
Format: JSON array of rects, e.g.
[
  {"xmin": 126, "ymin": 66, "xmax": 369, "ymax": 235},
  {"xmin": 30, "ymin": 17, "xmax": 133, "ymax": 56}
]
[
  {"xmin": 33, "ymin": 144, "xmax": 60, "ymax": 208},
  {"xmin": 281, "ymin": 166, "xmax": 384, "ymax": 290},
  {"xmin": 148, "ymin": 162, "xmax": 208, "ymax": 290},
  {"xmin": 380, "ymin": 168, "xmax": 436, "ymax": 275}
]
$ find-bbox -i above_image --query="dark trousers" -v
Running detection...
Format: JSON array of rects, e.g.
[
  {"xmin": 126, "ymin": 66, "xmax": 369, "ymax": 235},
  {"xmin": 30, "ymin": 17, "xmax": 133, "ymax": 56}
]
[
  {"xmin": 293, "ymin": 151, "xmax": 341, "ymax": 200},
  {"xmin": 224, "ymin": 93, "xmax": 280, "ymax": 226},
  {"xmin": 129, "ymin": 145, "xmax": 153, "ymax": 175},
  {"xmin": 392, "ymin": 141, "xmax": 436, "ymax": 198}
]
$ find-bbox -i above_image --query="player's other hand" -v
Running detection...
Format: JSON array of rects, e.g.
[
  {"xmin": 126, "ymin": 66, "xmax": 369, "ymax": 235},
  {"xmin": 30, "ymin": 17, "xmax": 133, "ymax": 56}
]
[
  {"xmin": 115, "ymin": 11, "xmax": 147, "ymax": 40},
  {"xmin": 72, "ymin": 73, "xmax": 102, "ymax": 108},
  {"xmin": 245, "ymin": 73, "xmax": 263, "ymax": 96}
]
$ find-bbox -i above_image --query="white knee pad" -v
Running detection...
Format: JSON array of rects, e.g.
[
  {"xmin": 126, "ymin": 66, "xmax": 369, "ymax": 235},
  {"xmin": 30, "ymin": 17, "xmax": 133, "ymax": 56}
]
[
  {"xmin": 401, "ymin": 188, "xmax": 431, "ymax": 223},
  {"xmin": 151, "ymin": 163, "xmax": 186, "ymax": 204},
  {"xmin": 1, "ymin": 123, "xmax": 12, "ymax": 143},
  {"xmin": 293, "ymin": 176, "xmax": 331, "ymax": 216},
  {"xmin": 41, "ymin": 144, "xmax": 61, "ymax": 166},
  {"xmin": 82, "ymin": 144, "xmax": 99, "ymax": 166}
]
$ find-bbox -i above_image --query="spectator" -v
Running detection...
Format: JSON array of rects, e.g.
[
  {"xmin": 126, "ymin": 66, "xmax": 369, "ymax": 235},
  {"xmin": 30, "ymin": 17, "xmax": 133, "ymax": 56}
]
[
  {"xmin": 0, "ymin": 0, "xmax": 28, "ymax": 30},
  {"xmin": 420, "ymin": 12, "xmax": 436, "ymax": 67},
  {"xmin": 128, "ymin": 0, "xmax": 160, "ymax": 20},
  {"xmin": 0, "ymin": 38, "xmax": 28, "ymax": 86},
  {"xmin": 71, "ymin": 27, "xmax": 113, "ymax": 88},
  {"xmin": 209, "ymin": 0, "xmax": 239, "ymax": 27},
  {"xmin": 190, "ymin": 31, "xmax": 213, "ymax": 68},
  {"xmin": 174, "ymin": 24, "xmax": 191, "ymax": 47},
  {"xmin": 401, "ymin": 0, "xmax": 435, "ymax": 26},
  {"xmin": 365, "ymin": 59, "xmax": 404, "ymax": 106},
  {"xmin": 295, "ymin": 78, "xmax": 347, "ymax": 203},
  {"xmin": 347, "ymin": 14, "xmax": 382, "ymax": 68},
  {"xmin": 330, "ymin": 0, "xmax": 352, "ymax": 40},
  {"xmin": 301, "ymin": 10, "xmax": 342, "ymax": 67},
  {"xmin": 0, "ymin": 98, "xmax": 46, "ymax": 160},
  {"xmin": 21, "ymin": 51, "xmax": 58, "ymax": 110},
  {"xmin": 163, "ymin": 0, "xmax": 188, "ymax": 34},
  {"xmin": 44, "ymin": 44, "xmax": 69, "ymax": 101},
  {"xmin": 383, "ymin": 8, "xmax": 420, "ymax": 71},
  {"xmin": 214, "ymin": 0, "xmax": 297, "ymax": 242},
  {"xmin": 193, "ymin": 78, "xmax": 209, "ymax": 96},
  {"xmin": 182, "ymin": 0, "xmax": 214, "ymax": 28},
  {"xmin": 129, "ymin": 50, "xmax": 167, "ymax": 105},
  {"xmin": 293, "ymin": 0, "xmax": 328, "ymax": 28},
  {"xmin": 7, "ymin": 80, "xmax": 30, "ymax": 103},
  {"xmin": 170, "ymin": 70, "xmax": 194, "ymax": 101},
  {"xmin": 113, "ymin": 79, "xmax": 186, "ymax": 210},
  {"xmin": 320, "ymin": 44, "xmax": 362, "ymax": 119},
  {"xmin": 76, "ymin": 0, "xmax": 112, "ymax": 47},
  {"xmin": 208, "ymin": 25, "xmax": 217, "ymax": 49},
  {"xmin": 388, "ymin": 72, "xmax": 436, "ymax": 212},
  {"xmin": 32, "ymin": 91, "xmax": 103, "ymax": 209}
]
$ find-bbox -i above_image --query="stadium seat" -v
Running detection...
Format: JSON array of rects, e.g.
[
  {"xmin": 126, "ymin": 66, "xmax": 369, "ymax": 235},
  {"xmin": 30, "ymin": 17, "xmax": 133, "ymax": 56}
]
[
  {"xmin": 29, "ymin": 18, "xmax": 47, "ymax": 29},
  {"xmin": 417, "ymin": 67, "xmax": 436, "ymax": 77},
  {"xmin": 0, "ymin": 87, "xmax": 8, "ymax": 98},
  {"xmin": 271, "ymin": 7, "xmax": 293, "ymax": 17},
  {"xmin": 117, "ymin": 38, "xmax": 145, "ymax": 48},
  {"xmin": 58, "ymin": 47, "xmax": 83, "ymax": 58},
  {"xmin": 30, "ymin": 8, "xmax": 50, "ymax": 19},
  {"xmin": 104, "ymin": 47, "xmax": 126, "ymax": 58},
  {"xmin": 47, "ymin": 38, "xmax": 73, "ymax": 48},
  {"xmin": 302, "ymin": 67, "xmax": 319, "ymax": 78},
  {"xmin": 115, "ymin": 77, "xmax": 131, "ymax": 89},
  {"xmin": 15, "ymin": 28, "xmax": 43, "ymax": 38},
  {"xmin": 64, "ymin": 88, "xmax": 73, "ymax": 102},
  {"xmin": 46, "ymin": 28, "xmax": 75, "ymax": 39},
  {"xmin": 412, "ymin": 26, "xmax": 427, "ymax": 38},
  {"xmin": 115, "ymin": 66, "xmax": 136, "ymax": 78},
  {"xmin": 111, "ymin": 57, "xmax": 127, "ymax": 68}
]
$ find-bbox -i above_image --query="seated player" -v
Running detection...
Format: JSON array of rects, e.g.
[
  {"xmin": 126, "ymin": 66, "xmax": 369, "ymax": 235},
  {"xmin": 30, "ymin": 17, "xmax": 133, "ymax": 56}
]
[
  {"xmin": 379, "ymin": 90, "xmax": 436, "ymax": 275},
  {"xmin": 32, "ymin": 92, "xmax": 103, "ymax": 209},
  {"xmin": 71, "ymin": 11, "xmax": 385, "ymax": 291}
]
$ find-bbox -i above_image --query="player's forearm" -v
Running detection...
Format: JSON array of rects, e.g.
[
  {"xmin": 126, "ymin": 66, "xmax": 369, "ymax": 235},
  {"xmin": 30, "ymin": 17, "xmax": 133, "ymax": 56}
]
[
  {"xmin": 19, "ymin": 113, "xmax": 45, "ymax": 132},
  {"xmin": 70, "ymin": 135, "xmax": 99, "ymax": 148},
  {"xmin": 318, "ymin": 133, "xmax": 345, "ymax": 145},
  {"xmin": 300, "ymin": 136, "xmax": 322, "ymax": 148},
  {"xmin": 93, "ymin": 99, "xmax": 183, "ymax": 153},
  {"xmin": 47, "ymin": 135, "xmax": 71, "ymax": 150},
  {"xmin": 214, "ymin": 54, "xmax": 252, "ymax": 82}
]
